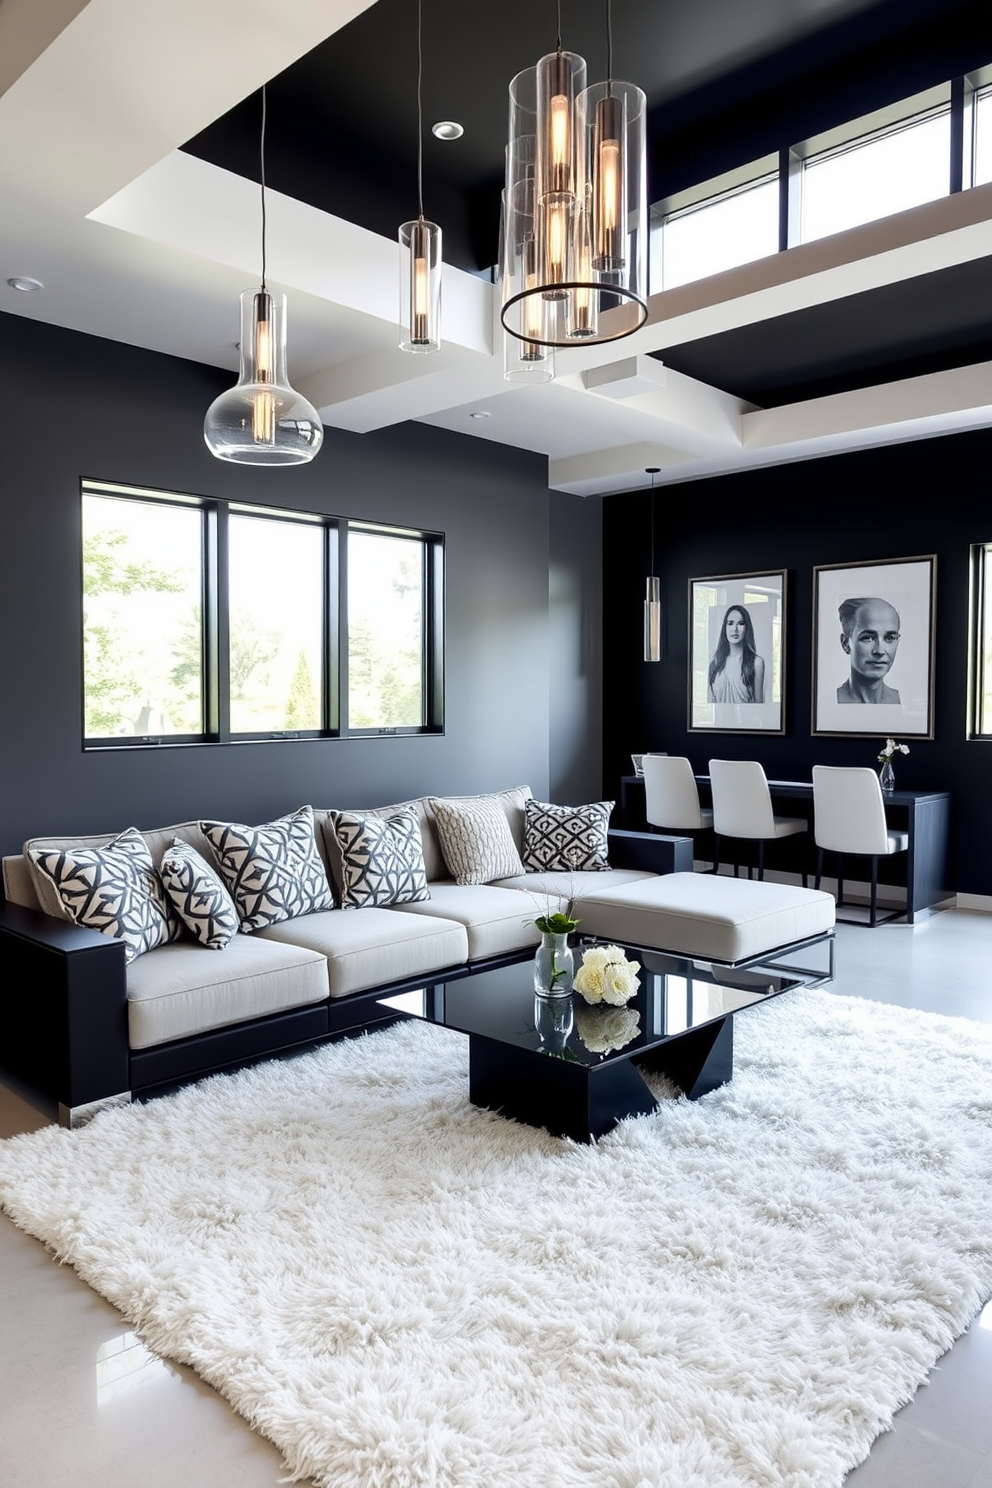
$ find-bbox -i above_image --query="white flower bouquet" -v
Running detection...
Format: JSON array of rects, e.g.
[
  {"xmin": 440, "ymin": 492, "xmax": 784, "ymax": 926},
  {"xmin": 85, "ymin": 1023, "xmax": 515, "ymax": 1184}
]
[
  {"xmin": 573, "ymin": 944, "xmax": 641, "ymax": 1006},
  {"xmin": 575, "ymin": 1004, "xmax": 641, "ymax": 1054},
  {"xmin": 877, "ymin": 738, "xmax": 910, "ymax": 764}
]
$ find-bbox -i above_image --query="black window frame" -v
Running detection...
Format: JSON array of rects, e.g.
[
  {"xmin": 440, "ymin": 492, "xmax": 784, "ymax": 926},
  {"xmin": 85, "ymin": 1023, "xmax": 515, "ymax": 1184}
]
[{"xmin": 81, "ymin": 479, "xmax": 444, "ymax": 750}]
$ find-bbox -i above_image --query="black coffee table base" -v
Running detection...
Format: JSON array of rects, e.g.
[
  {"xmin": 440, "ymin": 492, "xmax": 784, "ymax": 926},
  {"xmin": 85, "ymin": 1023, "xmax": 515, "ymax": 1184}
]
[{"xmin": 470, "ymin": 1014, "xmax": 734, "ymax": 1143}]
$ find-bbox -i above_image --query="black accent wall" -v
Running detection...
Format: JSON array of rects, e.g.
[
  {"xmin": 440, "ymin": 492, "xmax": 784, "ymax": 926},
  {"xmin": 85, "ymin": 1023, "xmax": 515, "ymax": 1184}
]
[
  {"xmin": 602, "ymin": 430, "xmax": 992, "ymax": 897},
  {"xmin": 0, "ymin": 312, "xmax": 602, "ymax": 859}
]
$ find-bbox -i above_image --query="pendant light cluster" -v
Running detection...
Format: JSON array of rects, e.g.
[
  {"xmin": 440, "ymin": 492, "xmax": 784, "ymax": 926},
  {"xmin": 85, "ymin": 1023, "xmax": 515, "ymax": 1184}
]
[
  {"xmin": 501, "ymin": 0, "xmax": 647, "ymax": 354},
  {"xmin": 399, "ymin": 0, "xmax": 442, "ymax": 353},
  {"xmin": 644, "ymin": 466, "xmax": 661, "ymax": 662},
  {"xmin": 204, "ymin": 87, "xmax": 323, "ymax": 466}
]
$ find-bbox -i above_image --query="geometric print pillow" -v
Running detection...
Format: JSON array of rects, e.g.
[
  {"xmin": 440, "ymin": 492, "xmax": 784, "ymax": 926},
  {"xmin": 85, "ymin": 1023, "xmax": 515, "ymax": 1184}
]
[
  {"xmin": 522, "ymin": 799, "xmax": 614, "ymax": 872},
  {"xmin": 332, "ymin": 808, "xmax": 430, "ymax": 909},
  {"xmin": 200, "ymin": 805, "xmax": 334, "ymax": 932},
  {"xmin": 158, "ymin": 838, "xmax": 240, "ymax": 949},
  {"xmin": 24, "ymin": 826, "xmax": 181, "ymax": 963}
]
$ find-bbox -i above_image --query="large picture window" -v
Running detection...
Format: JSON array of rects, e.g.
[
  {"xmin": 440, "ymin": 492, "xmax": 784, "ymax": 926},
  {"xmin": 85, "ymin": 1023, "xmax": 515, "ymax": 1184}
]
[{"xmin": 82, "ymin": 482, "xmax": 443, "ymax": 748}]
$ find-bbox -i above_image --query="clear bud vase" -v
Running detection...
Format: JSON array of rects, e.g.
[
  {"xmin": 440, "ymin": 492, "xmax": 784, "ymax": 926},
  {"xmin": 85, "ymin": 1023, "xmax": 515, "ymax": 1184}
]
[
  {"xmin": 534, "ymin": 932, "xmax": 574, "ymax": 997},
  {"xmin": 879, "ymin": 760, "xmax": 896, "ymax": 793}
]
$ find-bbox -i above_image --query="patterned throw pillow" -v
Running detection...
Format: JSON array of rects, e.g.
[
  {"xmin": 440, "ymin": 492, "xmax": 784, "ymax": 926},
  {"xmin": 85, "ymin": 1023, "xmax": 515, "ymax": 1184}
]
[
  {"xmin": 159, "ymin": 838, "xmax": 240, "ymax": 949},
  {"xmin": 428, "ymin": 795, "xmax": 525, "ymax": 885},
  {"xmin": 522, "ymin": 799, "xmax": 615, "ymax": 872},
  {"xmin": 25, "ymin": 826, "xmax": 181, "ymax": 963},
  {"xmin": 200, "ymin": 805, "xmax": 334, "ymax": 932},
  {"xmin": 332, "ymin": 809, "xmax": 430, "ymax": 909}
]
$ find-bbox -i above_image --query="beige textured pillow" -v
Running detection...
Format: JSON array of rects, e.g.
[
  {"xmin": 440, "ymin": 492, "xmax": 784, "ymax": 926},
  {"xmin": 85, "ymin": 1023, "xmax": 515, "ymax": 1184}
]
[{"xmin": 428, "ymin": 795, "xmax": 525, "ymax": 885}]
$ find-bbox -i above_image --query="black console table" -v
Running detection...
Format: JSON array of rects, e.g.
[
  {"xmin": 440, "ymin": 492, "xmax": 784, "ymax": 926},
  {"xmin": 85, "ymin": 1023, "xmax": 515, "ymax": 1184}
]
[{"xmin": 619, "ymin": 775, "xmax": 952, "ymax": 924}]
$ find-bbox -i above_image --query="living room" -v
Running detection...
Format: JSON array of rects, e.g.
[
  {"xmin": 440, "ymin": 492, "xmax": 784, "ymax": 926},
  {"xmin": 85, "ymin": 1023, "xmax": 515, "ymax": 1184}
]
[{"xmin": 2, "ymin": 1, "xmax": 991, "ymax": 1485}]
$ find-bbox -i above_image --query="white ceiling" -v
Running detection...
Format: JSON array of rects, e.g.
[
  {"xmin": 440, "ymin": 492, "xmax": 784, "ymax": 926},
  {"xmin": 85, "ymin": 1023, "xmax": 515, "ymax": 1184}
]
[{"xmin": 2, "ymin": 0, "xmax": 991, "ymax": 495}]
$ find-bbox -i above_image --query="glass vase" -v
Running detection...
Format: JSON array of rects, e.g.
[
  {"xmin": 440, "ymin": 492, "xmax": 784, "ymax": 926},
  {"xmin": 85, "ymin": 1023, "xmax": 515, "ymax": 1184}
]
[
  {"xmin": 534, "ymin": 931, "xmax": 574, "ymax": 997},
  {"xmin": 879, "ymin": 759, "xmax": 896, "ymax": 793}
]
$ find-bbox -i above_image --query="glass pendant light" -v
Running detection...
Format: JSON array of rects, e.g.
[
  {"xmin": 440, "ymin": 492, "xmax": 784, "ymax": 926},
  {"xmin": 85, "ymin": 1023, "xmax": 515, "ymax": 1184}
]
[
  {"xmin": 499, "ymin": 190, "xmax": 555, "ymax": 381},
  {"xmin": 502, "ymin": 0, "xmax": 647, "ymax": 350},
  {"xmin": 399, "ymin": 0, "xmax": 442, "ymax": 352},
  {"xmin": 204, "ymin": 87, "xmax": 323, "ymax": 466},
  {"xmin": 644, "ymin": 467, "xmax": 661, "ymax": 662}
]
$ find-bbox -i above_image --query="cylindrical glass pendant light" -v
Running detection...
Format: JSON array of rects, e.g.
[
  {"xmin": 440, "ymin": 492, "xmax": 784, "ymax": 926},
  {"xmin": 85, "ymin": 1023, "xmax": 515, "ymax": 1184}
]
[
  {"xmin": 399, "ymin": 0, "xmax": 442, "ymax": 352},
  {"xmin": 644, "ymin": 467, "xmax": 661, "ymax": 662},
  {"xmin": 499, "ymin": 189, "xmax": 555, "ymax": 382},
  {"xmin": 399, "ymin": 217, "xmax": 442, "ymax": 352},
  {"xmin": 501, "ymin": 1, "xmax": 647, "ymax": 348},
  {"xmin": 204, "ymin": 290, "xmax": 322, "ymax": 465},
  {"xmin": 204, "ymin": 87, "xmax": 322, "ymax": 466}
]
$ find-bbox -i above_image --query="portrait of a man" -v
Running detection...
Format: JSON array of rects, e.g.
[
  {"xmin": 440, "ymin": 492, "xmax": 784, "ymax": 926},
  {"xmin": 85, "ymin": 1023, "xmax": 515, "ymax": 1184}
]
[
  {"xmin": 812, "ymin": 556, "xmax": 935, "ymax": 738},
  {"xmin": 836, "ymin": 597, "xmax": 901, "ymax": 704}
]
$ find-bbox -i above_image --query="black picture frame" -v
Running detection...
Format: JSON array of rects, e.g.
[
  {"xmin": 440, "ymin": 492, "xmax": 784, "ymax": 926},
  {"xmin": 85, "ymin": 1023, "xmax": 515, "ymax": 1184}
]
[
  {"xmin": 688, "ymin": 570, "xmax": 787, "ymax": 734},
  {"xmin": 811, "ymin": 555, "xmax": 936, "ymax": 738}
]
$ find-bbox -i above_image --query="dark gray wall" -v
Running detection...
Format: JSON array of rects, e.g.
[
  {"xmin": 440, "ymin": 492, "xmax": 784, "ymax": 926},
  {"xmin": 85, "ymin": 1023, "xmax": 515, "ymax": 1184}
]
[
  {"xmin": 0, "ymin": 312, "xmax": 599, "ymax": 857},
  {"xmin": 602, "ymin": 429, "xmax": 992, "ymax": 896},
  {"xmin": 549, "ymin": 489, "xmax": 603, "ymax": 805}
]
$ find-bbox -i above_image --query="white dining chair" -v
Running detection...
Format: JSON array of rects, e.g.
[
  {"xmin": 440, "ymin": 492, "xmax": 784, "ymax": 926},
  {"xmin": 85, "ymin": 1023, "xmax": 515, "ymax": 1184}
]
[
  {"xmin": 812, "ymin": 766, "xmax": 909, "ymax": 926},
  {"xmin": 708, "ymin": 759, "xmax": 808, "ymax": 883},
  {"xmin": 642, "ymin": 755, "xmax": 714, "ymax": 870}
]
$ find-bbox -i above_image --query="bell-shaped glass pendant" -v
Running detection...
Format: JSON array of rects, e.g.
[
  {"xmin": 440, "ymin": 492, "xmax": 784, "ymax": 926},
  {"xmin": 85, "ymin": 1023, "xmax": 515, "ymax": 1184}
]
[{"xmin": 204, "ymin": 289, "xmax": 323, "ymax": 465}]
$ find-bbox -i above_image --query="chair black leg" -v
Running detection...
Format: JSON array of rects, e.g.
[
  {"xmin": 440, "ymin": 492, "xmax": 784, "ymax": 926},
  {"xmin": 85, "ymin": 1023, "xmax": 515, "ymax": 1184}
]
[
  {"xmin": 815, "ymin": 847, "xmax": 824, "ymax": 891},
  {"xmin": 837, "ymin": 854, "xmax": 844, "ymax": 908},
  {"xmin": 757, "ymin": 840, "xmax": 765, "ymax": 882},
  {"xmin": 870, "ymin": 856, "xmax": 879, "ymax": 927},
  {"xmin": 712, "ymin": 836, "xmax": 720, "ymax": 877}
]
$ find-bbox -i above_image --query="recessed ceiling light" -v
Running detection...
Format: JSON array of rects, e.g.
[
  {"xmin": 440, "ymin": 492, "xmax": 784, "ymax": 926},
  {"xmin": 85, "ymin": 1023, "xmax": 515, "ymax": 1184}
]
[
  {"xmin": 432, "ymin": 120, "xmax": 464, "ymax": 141},
  {"xmin": 470, "ymin": 410, "xmax": 491, "ymax": 419},
  {"xmin": 6, "ymin": 276, "xmax": 43, "ymax": 292}
]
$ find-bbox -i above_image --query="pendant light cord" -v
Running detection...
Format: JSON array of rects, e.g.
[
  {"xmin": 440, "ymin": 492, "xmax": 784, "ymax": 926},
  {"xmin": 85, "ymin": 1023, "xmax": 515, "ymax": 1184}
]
[
  {"xmin": 556, "ymin": 0, "xmax": 562, "ymax": 54},
  {"xmin": 606, "ymin": 0, "xmax": 614, "ymax": 93},
  {"xmin": 416, "ymin": 0, "xmax": 425, "ymax": 220},
  {"xmin": 259, "ymin": 85, "xmax": 268, "ymax": 291}
]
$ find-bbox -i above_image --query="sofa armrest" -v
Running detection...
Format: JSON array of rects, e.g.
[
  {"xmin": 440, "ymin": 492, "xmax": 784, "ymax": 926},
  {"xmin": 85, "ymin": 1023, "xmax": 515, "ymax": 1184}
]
[
  {"xmin": 0, "ymin": 902, "xmax": 129, "ymax": 1110},
  {"xmin": 608, "ymin": 829, "xmax": 694, "ymax": 876}
]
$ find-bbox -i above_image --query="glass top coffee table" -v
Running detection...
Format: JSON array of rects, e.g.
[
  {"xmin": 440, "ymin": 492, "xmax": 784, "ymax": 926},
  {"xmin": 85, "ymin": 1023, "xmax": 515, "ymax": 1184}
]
[{"xmin": 380, "ymin": 948, "xmax": 802, "ymax": 1143}]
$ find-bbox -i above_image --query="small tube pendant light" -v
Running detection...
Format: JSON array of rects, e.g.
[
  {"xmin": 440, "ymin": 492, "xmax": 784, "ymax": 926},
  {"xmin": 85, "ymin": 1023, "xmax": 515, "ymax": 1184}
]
[
  {"xmin": 204, "ymin": 87, "xmax": 323, "ymax": 466},
  {"xmin": 399, "ymin": 0, "xmax": 442, "ymax": 352},
  {"xmin": 644, "ymin": 467, "xmax": 661, "ymax": 662}
]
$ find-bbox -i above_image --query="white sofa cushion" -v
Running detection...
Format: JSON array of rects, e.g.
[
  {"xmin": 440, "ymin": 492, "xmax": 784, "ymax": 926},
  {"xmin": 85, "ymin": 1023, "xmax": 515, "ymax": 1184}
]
[
  {"xmin": 257, "ymin": 908, "xmax": 468, "ymax": 999},
  {"xmin": 388, "ymin": 883, "xmax": 544, "ymax": 961},
  {"xmin": 126, "ymin": 935, "xmax": 328, "ymax": 1049},
  {"xmin": 571, "ymin": 873, "xmax": 835, "ymax": 965}
]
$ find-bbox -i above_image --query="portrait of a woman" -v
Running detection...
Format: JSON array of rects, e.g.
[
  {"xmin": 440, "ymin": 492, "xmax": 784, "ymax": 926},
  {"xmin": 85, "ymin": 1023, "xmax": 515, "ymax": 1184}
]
[{"xmin": 707, "ymin": 604, "xmax": 765, "ymax": 704}]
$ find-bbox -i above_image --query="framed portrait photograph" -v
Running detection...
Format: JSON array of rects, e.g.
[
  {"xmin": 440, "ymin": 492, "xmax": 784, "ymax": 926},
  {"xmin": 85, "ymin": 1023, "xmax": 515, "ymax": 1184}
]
[
  {"xmin": 688, "ymin": 570, "xmax": 786, "ymax": 734},
  {"xmin": 812, "ymin": 555, "xmax": 936, "ymax": 738}
]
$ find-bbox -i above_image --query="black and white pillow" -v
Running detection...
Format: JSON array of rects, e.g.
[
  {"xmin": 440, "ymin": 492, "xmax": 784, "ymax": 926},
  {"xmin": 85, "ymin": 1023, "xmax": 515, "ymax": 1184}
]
[
  {"xmin": 25, "ymin": 827, "xmax": 181, "ymax": 962},
  {"xmin": 201, "ymin": 805, "xmax": 334, "ymax": 932},
  {"xmin": 159, "ymin": 838, "xmax": 240, "ymax": 949},
  {"xmin": 522, "ymin": 799, "xmax": 615, "ymax": 872},
  {"xmin": 428, "ymin": 795, "xmax": 525, "ymax": 885},
  {"xmin": 332, "ymin": 809, "xmax": 430, "ymax": 909}
]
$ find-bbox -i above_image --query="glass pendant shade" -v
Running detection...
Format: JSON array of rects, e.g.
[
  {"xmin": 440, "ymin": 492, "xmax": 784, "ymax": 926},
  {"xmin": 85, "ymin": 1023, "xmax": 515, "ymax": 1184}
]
[
  {"xmin": 644, "ymin": 576, "xmax": 661, "ymax": 662},
  {"xmin": 502, "ymin": 54, "xmax": 647, "ymax": 348},
  {"xmin": 399, "ymin": 218, "xmax": 442, "ymax": 352},
  {"xmin": 204, "ymin": 290, "xmax": 323, "ymax": 465}
]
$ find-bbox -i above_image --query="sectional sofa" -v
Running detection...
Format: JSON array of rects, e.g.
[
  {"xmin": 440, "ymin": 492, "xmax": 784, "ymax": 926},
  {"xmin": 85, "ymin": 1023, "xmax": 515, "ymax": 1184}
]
[{"xmin": 0, "ymin": 787, "xmax": 692, "ymax": 1125}]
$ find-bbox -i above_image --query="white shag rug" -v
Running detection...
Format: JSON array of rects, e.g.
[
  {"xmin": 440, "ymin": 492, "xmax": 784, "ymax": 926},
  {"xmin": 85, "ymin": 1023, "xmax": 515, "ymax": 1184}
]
[{"xmin": 2, "ymin": 987, "xmax": 992, "ymax": 1488}]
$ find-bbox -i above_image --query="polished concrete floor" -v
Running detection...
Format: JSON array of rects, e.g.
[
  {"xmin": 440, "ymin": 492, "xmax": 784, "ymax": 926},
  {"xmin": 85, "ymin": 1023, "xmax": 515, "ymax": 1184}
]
[{"xmin": 1, "ymin": 908, "xmax": 990, "ymax": 1488}]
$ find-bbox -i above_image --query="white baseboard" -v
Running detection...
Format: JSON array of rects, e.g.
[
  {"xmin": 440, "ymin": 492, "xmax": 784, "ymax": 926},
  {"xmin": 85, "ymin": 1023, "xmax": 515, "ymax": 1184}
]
[{"xmin": 954, "ymin": 893, "xmax": 992, "ymax": 914}]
